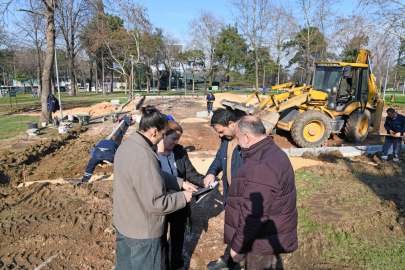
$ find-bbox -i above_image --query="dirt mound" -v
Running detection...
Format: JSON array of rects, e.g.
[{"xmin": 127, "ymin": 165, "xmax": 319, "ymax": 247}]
[
  {"xmin": 58, "ymin": 101, "xmax": 137, "ymax": 117},
  {"xmin": 0, "ymin": 126, "xmax": 110, "ymax": 187}
]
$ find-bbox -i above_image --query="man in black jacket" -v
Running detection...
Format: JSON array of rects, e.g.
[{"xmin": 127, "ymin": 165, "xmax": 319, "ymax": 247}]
[
  {"xmin": 382, "ymin": 108, "xmax": 405, "ymax": 162},
  {"xmin": 204, "ymin": 109, "xmax": 243, "ymax": 270},
  {"xmin": 206, "ymin": 91, "xmax": 215, "ymax": 113}
]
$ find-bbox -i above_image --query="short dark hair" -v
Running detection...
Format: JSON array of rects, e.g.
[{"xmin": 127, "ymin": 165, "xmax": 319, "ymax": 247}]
[
  {"xmin": 166, "ymin": 120, "xmax": 183, "ymax": 136},
  {"xmin": 139, "ymin": 105, "xmax": 168, "ymax": 132},
  {"xmin": 211, "ymin": 109, "xmax": 236, "ymax": 127},
  {"xmin": 386, "ymin": 108, "xmax": 395, "ymax": 114},
  {"xmin": 238, "ymin": 116, "xmax": 266, "ymax": 137}
]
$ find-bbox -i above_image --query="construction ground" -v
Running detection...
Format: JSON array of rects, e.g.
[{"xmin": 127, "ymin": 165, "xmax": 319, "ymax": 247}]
[{"xmin": 1, "ymin": 93, "xmax": 405, "ymax": 269}]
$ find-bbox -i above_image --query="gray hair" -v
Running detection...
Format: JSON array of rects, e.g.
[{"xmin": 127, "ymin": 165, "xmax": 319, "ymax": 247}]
[{"xmin": 237, "ymin": 116, "xmax": 266, "ymax": 137}]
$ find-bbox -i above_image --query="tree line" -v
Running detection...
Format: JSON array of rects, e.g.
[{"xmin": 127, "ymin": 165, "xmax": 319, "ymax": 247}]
[{"xmin": 0, "ymin": 0, "xmax": 404, "ymax": 123}]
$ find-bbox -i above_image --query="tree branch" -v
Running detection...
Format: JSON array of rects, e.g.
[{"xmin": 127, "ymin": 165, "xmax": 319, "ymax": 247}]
[{"xmin": 17, "ymin": 9, "xmax": 45, "ymax": 17}]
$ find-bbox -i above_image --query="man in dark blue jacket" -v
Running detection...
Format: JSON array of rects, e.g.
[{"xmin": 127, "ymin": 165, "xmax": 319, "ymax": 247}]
[
  {"xmin": 382, "ymin": 108, "xmax": 405, "ymax": 162},
  {"xmin": 206, "ymin": 91, "xmax": 215, "ymax": 113},
  {"xmin": 82, "ymin": 140, "xmax": 119, "ymax": 182},
  {"xmin": 204, "ymin": 108, "xmax": 243, "ymax": 270}
]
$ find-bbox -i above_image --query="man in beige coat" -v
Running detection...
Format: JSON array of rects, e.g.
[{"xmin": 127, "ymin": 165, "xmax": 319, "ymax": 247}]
[{"xmin": 113, "ymin": 106, "xmax": 194, "ymax": 270}]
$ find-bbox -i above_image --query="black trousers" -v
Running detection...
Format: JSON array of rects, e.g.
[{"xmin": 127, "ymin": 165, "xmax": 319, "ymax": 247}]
[
  {"xmin": 207, "ymin": 102, "xmax": 213, "ymax": 113},
  {"xmin": 222, "ymin": 245, "xmax": 236, "ymax": 267},
  {"xmin": 161, "ymin": 207, "xmax": 187, "ymax": 270}
]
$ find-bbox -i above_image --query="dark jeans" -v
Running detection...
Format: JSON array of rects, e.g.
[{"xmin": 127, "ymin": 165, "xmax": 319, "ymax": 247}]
[
  {"xmin": 82, "ymin": 148, "xmax": 115, "ymax": 182},
  {"xmin": 382, "ymin": 137, "xmax": 402, "ymax": 159},
  {"xmin": 115, "ymin": 230, "xmax": 161, "ymax": 270},
  {"xmin": 207, "ymin": 102, "xmax": 213, "ymax": 113},
  {"xmin": 244, "ymin": 252, "xmax": 278, "ymax": 270},
  {"xmin": 161, "ymin": 208, "xmax": 187, "ymax": 270}
]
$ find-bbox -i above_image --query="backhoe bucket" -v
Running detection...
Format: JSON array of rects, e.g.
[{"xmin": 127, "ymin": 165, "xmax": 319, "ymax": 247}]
[{"xmin": 220, "ymin": 99, "xmax": 280, "ymax": 133}]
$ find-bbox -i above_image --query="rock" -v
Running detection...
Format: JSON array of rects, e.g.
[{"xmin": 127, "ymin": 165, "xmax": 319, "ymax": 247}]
[
  {"xmin": 104, "ymin": 226, "xmax": 116, "ymax": 235},
  {"xmin": 189, "ymin": 258, "xmax": 197, "ymax": 269}
]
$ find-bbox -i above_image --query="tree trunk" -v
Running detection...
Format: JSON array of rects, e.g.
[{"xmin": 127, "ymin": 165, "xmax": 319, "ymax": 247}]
[
  {"xmin": 89, "ymin": 64, "xmax": 93, "ymax": 92},
  {"xmin": 396, "ymin": 75, "xmax": 402, "ymax": 91},
  {"xmin": 110, "ymin": 65, "xmax": 114, "ymax": 93},
  {"xmin": 156, "ymin": 70, "xmax": 161, "ymax": 95},
  {"xmin": 192, "ymin": 65, "xmax": 195, "ymax": 94},
  {"xmin": 70, "ymin": 54, "xmax": 76, "ymax": 96},
  {"xmin": 204, "ymin": 78, "xmax": 207, "ymax": 95},
  {"xmin": 168, "ymin": 68, "xmax": 172, "ymax": 93},
  {"xmin": 95, "ymin": 60, "xmax": 98, "ymax": 92},
  {"xmin": 102, "ymin": 56, "xmax": 105, "ymax": 94},
  {"xmin": 125, "ymin": 77, "xmax": 128, "ymax": 95},
  {"xmin": 36, "ymin": 48, "xmax": 42, "ymax": 96},
  {"xmin": 255, "ymin": 53, "xmax": 259, "ymax": 91},
  {"xmin": 146, "ymin": 66, "xmax": 150, "ymax": 94},
  {"xmin": 40, "ymin": 0, "xmax": 56, "ymax": 124}
]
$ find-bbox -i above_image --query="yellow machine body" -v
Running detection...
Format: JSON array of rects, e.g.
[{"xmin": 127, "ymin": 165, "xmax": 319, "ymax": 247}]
[{"xmin": 220, "ymin": 49, "xmax": 385, "ymax": 148}]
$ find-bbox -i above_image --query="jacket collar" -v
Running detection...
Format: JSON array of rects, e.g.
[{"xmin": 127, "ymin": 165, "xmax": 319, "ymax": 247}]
[
  {"xmin": 241, "ymin": 136, "xmax": 275, "ymax": 161},
  {"xmin": 128, "ymin": 131, "xmax": 160, "ymax": 160}
]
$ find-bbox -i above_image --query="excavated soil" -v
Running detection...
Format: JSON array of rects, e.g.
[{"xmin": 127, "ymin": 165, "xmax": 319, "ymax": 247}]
[
  {"xmin": 1, "ymin": 97, "xmax": 405, "ymax": 269},
  {"xmin": 1, "ymin": 153, "xmax": 405, "ymax": 269}
]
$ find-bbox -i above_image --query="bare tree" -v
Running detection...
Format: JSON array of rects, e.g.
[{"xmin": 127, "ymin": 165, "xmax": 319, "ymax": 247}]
[
  {"xmin": 359, "ymin": 0, "xmax": 405, "ymax": 41},
  {"xmin": 188, "ymin": 9, "xmax": 224, "ymax": 94},
  {"xmin": 15, "ymin": 1, "xmax": 46, "ymax": 95},
  {"xmin": 2, "ymin": 0, "xmax": 57, "ymax": 122},
  {"xmin": 14, "ymin": 47, "xmax": 38, "ymax": 91},
  {"xmin": 228, "ymin": 0, "xmax": 271, "ymax": 91},
  {"xmin": 268, "ymin": 5, "xmax": 292, "ymax": 64},
  {"xmin": 163, "ymin": 34, "xmax": 181, "ymax": 93},
  {"xmin": 283, "ymin": 0, "xmax": 335, "ymax": 83},
  {"xmin": 56, "ymin": 0, "xmax": 90, "ymax": 96}
]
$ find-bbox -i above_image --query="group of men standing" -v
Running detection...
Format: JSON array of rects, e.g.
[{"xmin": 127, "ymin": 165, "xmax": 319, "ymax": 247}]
[
  {"xmin": 112, "ymin": 104, "xmax": 298, "ymax": 270},
  {"xmin": 204, "ymin": 109, "xmax": 298, "ymax": 269}
]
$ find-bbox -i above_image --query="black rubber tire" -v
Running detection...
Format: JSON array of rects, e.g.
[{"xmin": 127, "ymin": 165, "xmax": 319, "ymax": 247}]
[
  {"xmin": 344, "ymin": 109, "xmax": 371, "ymax": 143},
  {"xmin": 291, "ymin": 110, "xmax": 332, "ymax": 148}
]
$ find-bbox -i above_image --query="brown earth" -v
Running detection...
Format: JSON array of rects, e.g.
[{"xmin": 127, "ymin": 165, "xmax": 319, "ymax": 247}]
[
  {"xmin": 1, "ymin": 152, "xmax": 405, "ymax": 269},
  {"xmin": 1, "ymin": 97, "xmax": 405, "ymax": 269}
]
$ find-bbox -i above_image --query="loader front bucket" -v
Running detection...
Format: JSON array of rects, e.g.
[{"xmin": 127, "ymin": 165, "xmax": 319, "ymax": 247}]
[{"xmin": 220, "ymin": 99, "xmax": 280, "ymax": 133}]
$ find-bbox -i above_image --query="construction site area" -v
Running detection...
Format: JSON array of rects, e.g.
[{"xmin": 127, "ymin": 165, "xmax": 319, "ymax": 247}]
[{"xmin": 1, "ymin": 91, "xmax": 405, "ymax": 269}]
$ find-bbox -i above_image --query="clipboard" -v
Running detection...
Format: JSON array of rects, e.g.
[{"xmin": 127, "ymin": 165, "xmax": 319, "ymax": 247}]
[{"xmin": 192, "ymin": 181, "xmax": 218, "ymax": 203}]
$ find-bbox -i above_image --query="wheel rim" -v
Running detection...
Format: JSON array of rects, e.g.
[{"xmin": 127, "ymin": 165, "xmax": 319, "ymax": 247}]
[
  {"xmin": 358, "ymin": 118, "xmax": 369, "ymax": 137},
  {"xmin": 303, "ymin": 120, "xmax": 325, "ymax": 143}
]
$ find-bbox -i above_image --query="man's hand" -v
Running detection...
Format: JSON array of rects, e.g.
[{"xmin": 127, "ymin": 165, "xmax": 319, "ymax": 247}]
[
  {"xmin": 182, "ymin": 181, "xmax": 197, "ymax": 192},
  {"xmin": 396, "ymin": 132, "xmax": 401, "ymax": 137},
  {"xmin": 182, "ymin": 190, "xmax": 193, "ymax": 203},
  {"xmin": 230, "ymin": 248, "xmax": 244, "ymax": 263},
  {"xmin": 203, "ymin": 174, "xmax": 216, "ymax": 187}
]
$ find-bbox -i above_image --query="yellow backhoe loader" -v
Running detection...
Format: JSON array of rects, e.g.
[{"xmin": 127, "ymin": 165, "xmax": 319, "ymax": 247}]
[{"xmin": 220, "ymin": 49, "xmax": 385, "ymax": 148}]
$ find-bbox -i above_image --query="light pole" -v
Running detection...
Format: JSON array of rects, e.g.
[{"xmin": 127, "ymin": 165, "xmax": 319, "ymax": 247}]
[
  {"xmin": 277, "ymin": 63, "xmax": 281, "ymax": 85},
  {"xmin": 131, "ymin": 55, "xmax": 134, "ymax": 102},
  {"xmin": 384, "ymin": 56, "xmax": 391, "ymax": 99},
  {"xmin": 55, "ymin": 48, "xmax": 63, "ymax": 121}
]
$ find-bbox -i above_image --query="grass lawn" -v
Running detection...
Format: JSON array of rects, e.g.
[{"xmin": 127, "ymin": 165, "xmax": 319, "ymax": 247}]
[
  {"xmin": 295, "ymin": 167, "xmax": 405, "ymax": 269},
  {"xmin": 383, "ymin": 95, "xmax": 405, "ymax": 108},
  {"xmin": 0, "ymin": 115, "xmax": 40, "ymax": 140}
]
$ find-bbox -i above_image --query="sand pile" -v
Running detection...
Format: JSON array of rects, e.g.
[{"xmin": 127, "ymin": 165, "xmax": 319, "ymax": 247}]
[
  {"xmin": 180, "ymin": 118, "xmax": 209, "ymax": 123},
  {"xmin": 189, "ymin": 156, "xmax": 324, "ymax": 175},
  {"xmin": 199, "ymin": 93, "xmax": 260, "ymax": 109},
  {"xmin": 54, "ymin": 99, "xmax": 139, "ymax": 117}
]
